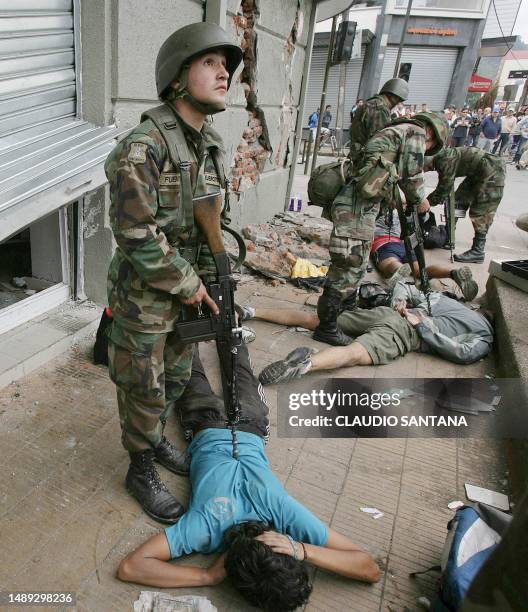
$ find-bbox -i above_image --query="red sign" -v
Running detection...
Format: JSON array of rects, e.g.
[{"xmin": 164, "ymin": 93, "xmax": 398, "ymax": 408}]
[{"xmin": 468, "ymin": 73, "xmax": 493, "ymax": 93}]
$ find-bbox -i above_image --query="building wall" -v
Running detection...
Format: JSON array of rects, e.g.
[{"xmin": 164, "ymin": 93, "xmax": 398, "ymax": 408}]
[
  {"xmin": 483, "ymin": 0, "xmax": 522, "ymax": 38},
  {"xmin": 360, "ymin": 13, "xmax": 485, "ymax": 108},
  {"xmin": 79, "ymin": 0, "xmax": 315, "ymax": 305}
]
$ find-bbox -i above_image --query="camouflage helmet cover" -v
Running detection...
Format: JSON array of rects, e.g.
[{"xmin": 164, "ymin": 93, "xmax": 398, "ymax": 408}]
[
  {"xmin": 412, "ymin": 111, "xmax": 449, "ymax": 156},
  {"xmin": 379, "ymin": 78, "xmax": 409, "ymax": 101},
  {"xmin": 155, "ymin": 22, "xmax": 243, "ymax": 97}
]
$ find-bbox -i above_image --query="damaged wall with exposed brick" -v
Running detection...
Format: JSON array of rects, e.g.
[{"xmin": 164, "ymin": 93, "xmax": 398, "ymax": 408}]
[
  {"xmin": 214, "ymin": 0, "xmax": 312, "ymax": 227},
  {"xmin": 79, "ymin": 0, "xmax": 314, "ymax": 305}
]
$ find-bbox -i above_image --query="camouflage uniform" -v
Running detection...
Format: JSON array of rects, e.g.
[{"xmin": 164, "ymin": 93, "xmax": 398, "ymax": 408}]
[
  {"xmin": 428, "ymin": 146, "xmax": 505, "ymax": 236},
  {"xmin": 105, "ymin": 102, "xmax": 225, "ymax": 453},
  {"xmin": 328, "ymin": 121, "xmax": 428, "ymax": 297},
  {"xmin": 348, "ymin": 94, "xmax": 392, "ymax": 164}
]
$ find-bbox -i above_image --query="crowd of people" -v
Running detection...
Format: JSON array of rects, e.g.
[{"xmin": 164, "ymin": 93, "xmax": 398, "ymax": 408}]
[{"xmin": 351, "ymin": 99, "xmax": 528, "ymax": 168}]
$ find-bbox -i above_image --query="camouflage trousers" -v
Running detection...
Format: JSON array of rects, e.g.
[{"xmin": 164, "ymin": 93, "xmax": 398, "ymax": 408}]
[
  {"xmin": 107, "ymin": 322, "xmax": 194, "ymax": 453},
  {"xmin": 455, "ymin": 158, "xmax": 505, "ymax": 235},
  {"xmin": 326, "ymin": 183, "xmax": 381, "ymax": 297}
]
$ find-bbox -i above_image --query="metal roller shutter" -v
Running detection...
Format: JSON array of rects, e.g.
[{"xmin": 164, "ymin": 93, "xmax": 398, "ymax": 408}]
[
  {"xmin": 379, "ymin": 46, "xmax": 459, "ymax": 111},
  {"xmin": 0, "ymin": 0, "xmax": 122, "ymax": 242},
  {"xmin": 0, "ymin": 0, "xmax": 76, "ymax": 137},
  {"xmin": 304, "ymin": 45, "xmax": 365, "ymax": 129}
]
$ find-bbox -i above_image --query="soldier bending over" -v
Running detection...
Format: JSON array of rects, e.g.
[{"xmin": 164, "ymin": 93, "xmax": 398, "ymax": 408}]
[
  {"xmin": 314, "ymin": 112, "xmax": 449, "ymax": 347},
  {"xmin": 426, "ymin": 147, "xmax": 506, "ymax": 263}
]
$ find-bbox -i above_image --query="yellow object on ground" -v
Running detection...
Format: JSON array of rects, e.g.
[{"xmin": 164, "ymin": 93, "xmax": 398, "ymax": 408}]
[{"xmin": 290, "ymin": 257, "xmax": 328, "ymax": 278}]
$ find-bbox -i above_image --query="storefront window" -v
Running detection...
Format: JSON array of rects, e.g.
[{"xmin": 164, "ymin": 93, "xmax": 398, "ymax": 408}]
[{"xmin": 394, "ymin": 0, "xmax": 485, "ymax": 10}]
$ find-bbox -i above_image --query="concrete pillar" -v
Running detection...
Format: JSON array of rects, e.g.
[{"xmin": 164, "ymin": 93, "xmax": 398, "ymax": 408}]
[{"xmin": 446, "ymin": 18, "xmax": 486, "ymax": 108}]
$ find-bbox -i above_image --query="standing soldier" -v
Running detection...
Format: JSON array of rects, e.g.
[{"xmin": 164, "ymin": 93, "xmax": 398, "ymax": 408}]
[
  {"xmin": 348, "ymin": 78, "xmax": 410, "ymax": 164},
  {"xmin": 314, "ymin": 112, "xmax": 449, "ymax": 345},
  {"xmin": 104, "ymin": 23, "xmax": 242, "ymax": 523},
  {"xmin": 426, "ymin": 147, "xmax": 505, "ymax": 263}
]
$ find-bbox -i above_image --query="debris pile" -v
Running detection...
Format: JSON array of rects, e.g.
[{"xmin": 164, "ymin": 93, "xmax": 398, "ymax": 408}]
[{"xmin": 240, "ymin": 212, "xmax": 332, "ymax": 282}]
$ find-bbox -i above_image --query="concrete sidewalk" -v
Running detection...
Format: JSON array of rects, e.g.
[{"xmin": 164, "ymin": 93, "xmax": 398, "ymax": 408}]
[{"xmin": 0, "ymin": 276, "xmax": 509, "ymax": 612}]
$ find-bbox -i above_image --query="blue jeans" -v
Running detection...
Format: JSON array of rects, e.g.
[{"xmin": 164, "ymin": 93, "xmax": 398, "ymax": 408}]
[{"xmin": 514, "ymin": 137, "xmax": 528, "ymax": 162}]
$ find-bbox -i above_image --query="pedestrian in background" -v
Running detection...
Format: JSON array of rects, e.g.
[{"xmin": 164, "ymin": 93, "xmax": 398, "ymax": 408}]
[
  {"xmin": 492, "ymin": 107, "xmax": 516, "ymax": 155},
  {"xmin": 350, "ymin": 99, "xmax": 364, "ymax": 123},
  {"xmin": 391, "ymin": 101, "xmax": 405, "ymax": 119},
  {"xmin": 467, "ymin": 108, "xmax": 483, "ymax": 146},
  {"xmin": 513, "ymin": 109, "xmax": 528, "ymax": 168},
  {"xmin": 322, "ymin": 105, "xmax": 332, "ymax": 129},
  {"xmin": 479, "ymin": 109, "xmax": 501, "ymax": 152},
  {"xmin": 451, "ymin": 108, "xmax": 471, "ymax": 147}
]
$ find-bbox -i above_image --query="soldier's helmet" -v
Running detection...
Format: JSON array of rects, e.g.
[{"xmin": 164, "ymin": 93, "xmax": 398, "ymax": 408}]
[
  {"xmin": 155, "ymin": 22, "xmax": 243, "ymax": 97},
  {"xmin": 379, "ymin": 78, "xmax": 409, "ymax": 102},
  {"xmin": 412, "ymin": 111, "xmax": 449, "ymax": 156}
]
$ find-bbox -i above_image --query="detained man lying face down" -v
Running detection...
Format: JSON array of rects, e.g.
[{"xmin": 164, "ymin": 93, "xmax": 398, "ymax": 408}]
[
  {"xmin": 116, "ymin": 343, "xmax": 380, "ymax": 610},
  {"xmin": 250, "ymin": 281, "xmax": 494, "ymax": 386}
]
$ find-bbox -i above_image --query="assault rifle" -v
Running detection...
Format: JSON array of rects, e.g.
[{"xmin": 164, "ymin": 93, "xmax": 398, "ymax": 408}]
[
  {"xmin": 174, "ymin": 192, "xmax": 245, "ymax": 459},
  {"xmin": 443, "ymin": 189, "xmax": 456, "ymax": 262},
  {"xmin": 393, "ymin": 189, "xmax": 432, "ymax": 315}
]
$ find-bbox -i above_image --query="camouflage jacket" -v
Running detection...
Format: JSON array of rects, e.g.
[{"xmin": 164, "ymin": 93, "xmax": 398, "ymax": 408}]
[
  {"xmin": 354, "ymin": 122, "xmax": 427, "ymax": 206},
  {"xmin": 428, "ymin": 146, "xmax": 505, "ymax": 204},
  {"xmin": 348, "ymin": 95, "xmax": 392, "ymax": 162},
  {"xmin": 105, "ymin": 104, "xmax": 225, "ymax": 333}
]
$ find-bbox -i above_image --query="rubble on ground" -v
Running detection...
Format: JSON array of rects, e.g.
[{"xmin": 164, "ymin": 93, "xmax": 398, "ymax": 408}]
[{"xmin": 240, "ymin": 212, "xmax": 332, "ymax": 281}]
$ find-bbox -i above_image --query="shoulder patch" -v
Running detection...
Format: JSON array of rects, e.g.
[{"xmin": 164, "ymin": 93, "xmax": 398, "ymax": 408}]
[{"xmin": 128, "ymin": 142, "xmax": 148, "ymax": 164}]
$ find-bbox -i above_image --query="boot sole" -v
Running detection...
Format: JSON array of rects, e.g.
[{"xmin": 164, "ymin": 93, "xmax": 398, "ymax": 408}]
[
  {"xmin": 126, "ymin": 487, "xmax": 185, "ymax": 525},
  {"xmin": 259, "ymin": 347, "xmax": 315, "ymax": 386},
  {"xmin": 453, "ymin": 258, "xmax": 484, "ymax": 264}
]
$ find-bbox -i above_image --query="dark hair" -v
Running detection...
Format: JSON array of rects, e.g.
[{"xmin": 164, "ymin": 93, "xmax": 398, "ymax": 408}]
[{"xmin": 224, "ymin": 522, "xmax": 312, "ymax": 611}]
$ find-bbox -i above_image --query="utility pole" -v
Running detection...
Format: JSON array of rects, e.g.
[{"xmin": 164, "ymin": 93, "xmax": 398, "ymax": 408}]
[
  {"xmin": 393, "ymin": 0, "xmax": 413, "ymax": 78},
  {"xmin": 311, "ymin": 15, "xmax": 337, "ymax": 175},
  {"xmin": 335, "ymin": 10, "xmax": 349, "ymax": 154}
]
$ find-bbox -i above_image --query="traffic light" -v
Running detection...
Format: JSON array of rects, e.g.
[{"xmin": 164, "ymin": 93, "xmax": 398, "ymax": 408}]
[
  {"xmin": 332, "ymin": 21, "xmax": 356, "ymax": 64},
  {"xmin": 398, "ymin": 62, "xmax": 412, "ymax": 82}
]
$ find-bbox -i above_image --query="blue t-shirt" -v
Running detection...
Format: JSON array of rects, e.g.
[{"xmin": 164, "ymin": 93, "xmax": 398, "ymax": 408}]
[{"xmin": 165, "ymin": 429, "xmax": 328, "ymax": 558}]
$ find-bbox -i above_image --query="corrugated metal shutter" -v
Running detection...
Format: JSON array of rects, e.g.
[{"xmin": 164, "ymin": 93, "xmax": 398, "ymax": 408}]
[
  {"xmin": 304, "ymin": 46, "xmax": 365, "ymax": 130},
  {"xmin": 379, "ymin": 46, "xmax": 459, "ymax": 111},
  {"xmin": 0, "ymin": 0, "xmax": 76, "ymax": 137},
  {"xmin": 0, "ymin": 0, "xmax": 123, "ymax": 241}
]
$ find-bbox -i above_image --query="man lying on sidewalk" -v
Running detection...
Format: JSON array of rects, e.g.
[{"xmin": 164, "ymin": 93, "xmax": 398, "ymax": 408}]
[
  {"xmin": 253, "ymin": 281, "xmax": 494, "ymax": 386},
  {"xmin": 117, "ymin": 344, "xmax": 380, "ymax": 610},
  {"xmin": 372, "ymin": 210, "xmax": 478, "ymax": 302}
]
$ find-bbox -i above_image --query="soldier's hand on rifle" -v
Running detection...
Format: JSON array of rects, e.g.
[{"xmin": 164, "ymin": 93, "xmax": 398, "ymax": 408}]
[
  {"xmin": 417, "ymin": 198, "xmax": 431, "ymax": 214},
  {"xmin": 182, "ymin": 281, "xmax": 220, "ymax": 315}
]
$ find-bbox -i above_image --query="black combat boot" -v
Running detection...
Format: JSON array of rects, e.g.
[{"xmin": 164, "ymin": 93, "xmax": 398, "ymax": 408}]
[
  {"xmin": 154, "ymin": 436, "xmax": 190, "ymax": 476},
  {"xmin": 453, "ymin": 233, "xmax": 486, "ymax": 264},
  {"xmin": 126, "ymin": 449, "xmax": 184, "ymax": 524},
  {"xmin": 313, "ymin": 288, "xmax": 353, "ymax": 346}
]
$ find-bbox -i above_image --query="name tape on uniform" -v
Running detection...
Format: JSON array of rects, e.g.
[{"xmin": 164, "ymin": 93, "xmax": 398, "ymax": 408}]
[{"xmin": 159, "ymin": 173, "xmax": 181, "ymax": 187}]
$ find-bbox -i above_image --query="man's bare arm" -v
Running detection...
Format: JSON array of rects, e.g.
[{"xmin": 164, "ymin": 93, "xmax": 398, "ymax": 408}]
[
  {"xmin": 256, "ymin": 528, "xmax": 381, "ymax": 583},
  {"xmin": 117, "ymin": 533, "xmax": 226, "ymax": 588}
]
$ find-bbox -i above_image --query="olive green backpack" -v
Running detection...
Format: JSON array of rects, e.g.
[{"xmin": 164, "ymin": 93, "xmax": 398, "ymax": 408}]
[{"xmin": 307, "ymin": 158, "xmax": 352, "ymax": 217}]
